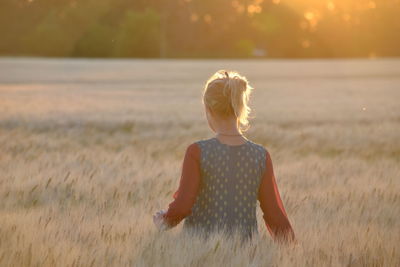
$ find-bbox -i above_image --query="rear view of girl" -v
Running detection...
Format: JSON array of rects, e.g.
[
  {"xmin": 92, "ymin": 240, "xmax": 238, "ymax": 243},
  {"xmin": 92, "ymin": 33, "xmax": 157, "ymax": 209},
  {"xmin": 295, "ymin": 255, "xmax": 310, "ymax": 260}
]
[{"xmin": 153, "ymin": 70, "xmax": 296, "ymax": 244}]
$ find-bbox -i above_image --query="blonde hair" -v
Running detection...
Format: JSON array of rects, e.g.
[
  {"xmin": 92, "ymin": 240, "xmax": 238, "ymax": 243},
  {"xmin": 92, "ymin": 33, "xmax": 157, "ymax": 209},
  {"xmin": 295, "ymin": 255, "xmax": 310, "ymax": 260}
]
[{"xmin": 202, "ymin": 70, "xmax": 254, "ymax": 132}]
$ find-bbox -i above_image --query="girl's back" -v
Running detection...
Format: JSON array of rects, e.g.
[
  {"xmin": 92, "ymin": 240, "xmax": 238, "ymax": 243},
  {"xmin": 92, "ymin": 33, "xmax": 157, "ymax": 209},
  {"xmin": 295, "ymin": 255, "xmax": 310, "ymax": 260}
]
[{"xmin": 183, "ymin": 137, "xmax": 266, "ymax": 241}]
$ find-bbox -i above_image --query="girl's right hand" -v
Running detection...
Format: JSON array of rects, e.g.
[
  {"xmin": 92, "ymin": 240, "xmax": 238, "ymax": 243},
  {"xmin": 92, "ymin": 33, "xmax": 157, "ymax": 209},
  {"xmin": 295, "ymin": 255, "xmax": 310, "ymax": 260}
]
[{"xmin": 153, "ymin": 210, "xmax": 169, "ymax": 231}]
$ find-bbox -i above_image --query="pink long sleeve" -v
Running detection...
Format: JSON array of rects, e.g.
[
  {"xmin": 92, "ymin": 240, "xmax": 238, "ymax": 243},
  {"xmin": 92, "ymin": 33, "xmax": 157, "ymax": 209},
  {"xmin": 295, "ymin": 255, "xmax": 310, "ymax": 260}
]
[
  {"xmin": 162, "ymin": 143, "xmax": 201, "ymax": 228},
  {"xmin": 258, "ymin": 150, "xmax": 296, "ymax": 243}
]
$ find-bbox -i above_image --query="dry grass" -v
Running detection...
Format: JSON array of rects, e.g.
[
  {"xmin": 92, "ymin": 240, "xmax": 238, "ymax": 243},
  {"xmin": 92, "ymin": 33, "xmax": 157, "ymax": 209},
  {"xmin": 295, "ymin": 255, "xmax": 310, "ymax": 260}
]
[{"xmin": 0, "ymin": 58, "xmax": 399, "ymax": 266}]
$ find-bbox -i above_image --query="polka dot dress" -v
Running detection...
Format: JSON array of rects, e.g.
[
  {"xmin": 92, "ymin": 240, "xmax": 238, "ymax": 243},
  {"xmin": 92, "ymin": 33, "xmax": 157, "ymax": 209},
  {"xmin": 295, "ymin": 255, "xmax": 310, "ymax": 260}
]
[{"xmin": 182, "ymin": 137, "xmax": 267, "ymax": 241}]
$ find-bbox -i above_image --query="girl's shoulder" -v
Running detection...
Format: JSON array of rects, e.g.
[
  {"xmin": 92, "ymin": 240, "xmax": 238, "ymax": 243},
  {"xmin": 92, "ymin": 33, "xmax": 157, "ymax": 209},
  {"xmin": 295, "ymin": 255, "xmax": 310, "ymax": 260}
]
[
  {"xmin": 246, "ymin": 139, "xmax": 267, "ymax": 152},
  {"xmin": 192, "ymin": 137, "xmax": 214, "ymax": 147}
]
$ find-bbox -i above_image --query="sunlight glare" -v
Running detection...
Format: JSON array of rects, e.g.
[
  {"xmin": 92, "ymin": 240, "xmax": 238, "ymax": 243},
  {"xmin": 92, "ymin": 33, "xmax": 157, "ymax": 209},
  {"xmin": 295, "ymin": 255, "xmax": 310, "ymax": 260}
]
[
  {"xmin": 304, "ymin": 11, "xmax": 315, "ymax": 21},
  {"xmin": 190, "ymin": 13, "xmax": 199, "ymax": 22},
  {"xmin": 368, "ymin": 1, "xmax": 376, "ymax": 9},
  {"xmin": 248, "ymin": 4, "xmax": 262, "ymax": 15},
  {"xmin": 326, "ymin": 1, "xmax": 335, "ymax": 11},
  {"xmin": 204, "ymin": 14, "xmax": 212, "ymax": 24}
]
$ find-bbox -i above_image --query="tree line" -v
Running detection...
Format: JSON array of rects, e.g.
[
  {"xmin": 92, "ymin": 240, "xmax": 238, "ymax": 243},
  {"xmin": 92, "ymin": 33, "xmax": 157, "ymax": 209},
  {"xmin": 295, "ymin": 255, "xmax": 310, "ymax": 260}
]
[{"xmin": 1, "ymin": 0, "xmax": 399, "ymax": 58}]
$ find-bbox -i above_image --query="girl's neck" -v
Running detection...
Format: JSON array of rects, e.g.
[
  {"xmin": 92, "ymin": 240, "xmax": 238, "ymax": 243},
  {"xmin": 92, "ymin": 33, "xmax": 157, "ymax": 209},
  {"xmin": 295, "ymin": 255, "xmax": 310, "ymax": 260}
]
[
  {"xmin": 213, "ymin": 118, "xmax": 240, "ymax": 135},
  {"xmin": 213, "ymin": 120, "xmax": 247, "ymax": 145},
  {"xmin": 215, "ymin": 134, "xmax": 248, "ymax": 146}
]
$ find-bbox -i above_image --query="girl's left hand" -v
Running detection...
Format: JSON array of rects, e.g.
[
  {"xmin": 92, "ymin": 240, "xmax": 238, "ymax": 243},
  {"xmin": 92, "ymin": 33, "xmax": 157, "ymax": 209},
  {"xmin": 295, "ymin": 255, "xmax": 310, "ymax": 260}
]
[{"xmin": 153, "ymin": 210, "xmax": 169, "ymax": 231}]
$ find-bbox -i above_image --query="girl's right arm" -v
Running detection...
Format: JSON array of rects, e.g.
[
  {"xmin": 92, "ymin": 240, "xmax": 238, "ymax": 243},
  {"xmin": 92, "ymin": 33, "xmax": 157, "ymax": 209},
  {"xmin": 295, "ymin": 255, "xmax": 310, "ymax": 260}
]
[{"xmin": 161, "ymin": 143, "xmax": 201, "ymax": 228}]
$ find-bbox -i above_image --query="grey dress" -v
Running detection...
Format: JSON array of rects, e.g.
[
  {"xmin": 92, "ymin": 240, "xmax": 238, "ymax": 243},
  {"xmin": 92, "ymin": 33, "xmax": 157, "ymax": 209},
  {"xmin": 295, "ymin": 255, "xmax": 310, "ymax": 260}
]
[{"xmin": 182, "ymin": 137, "xmax": 267, "ymax": 242}]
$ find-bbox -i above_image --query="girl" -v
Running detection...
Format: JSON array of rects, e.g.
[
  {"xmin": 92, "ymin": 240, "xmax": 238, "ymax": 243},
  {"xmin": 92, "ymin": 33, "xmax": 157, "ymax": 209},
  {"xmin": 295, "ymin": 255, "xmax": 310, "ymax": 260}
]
[{"xmin": 153, "ymin": 70, "xmax": 296, "ymax": 244}]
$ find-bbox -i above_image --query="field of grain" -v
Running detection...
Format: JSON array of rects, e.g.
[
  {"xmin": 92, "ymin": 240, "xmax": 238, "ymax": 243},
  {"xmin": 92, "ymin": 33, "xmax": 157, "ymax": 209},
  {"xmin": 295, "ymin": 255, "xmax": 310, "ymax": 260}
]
[{"xmin": 0, "ymin": 58, "xmax": 399, "ymax": 266}]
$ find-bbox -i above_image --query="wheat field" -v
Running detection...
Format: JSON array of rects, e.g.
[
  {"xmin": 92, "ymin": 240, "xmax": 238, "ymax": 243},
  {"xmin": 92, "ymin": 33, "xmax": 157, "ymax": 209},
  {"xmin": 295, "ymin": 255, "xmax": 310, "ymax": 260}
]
[{"xmin": 0, "ymin": 58, "xmax": 399, "ymax": 267}]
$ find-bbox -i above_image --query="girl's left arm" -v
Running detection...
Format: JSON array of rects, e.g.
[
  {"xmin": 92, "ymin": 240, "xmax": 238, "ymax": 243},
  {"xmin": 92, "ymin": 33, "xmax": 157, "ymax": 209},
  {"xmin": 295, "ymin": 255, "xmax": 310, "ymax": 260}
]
[
  {"xmin": 258, "ymin": 150, "xmax": 296, "ymax": 244},
  {"xmin": 161, "ymin": 143, "xmax": 201, "ymax": 229}
]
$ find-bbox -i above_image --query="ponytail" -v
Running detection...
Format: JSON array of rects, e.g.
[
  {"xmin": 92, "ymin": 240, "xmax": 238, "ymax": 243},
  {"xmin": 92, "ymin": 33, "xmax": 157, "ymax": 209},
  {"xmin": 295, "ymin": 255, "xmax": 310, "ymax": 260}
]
[{"xmin": 203, "ymin": 70, "xmax": 254, "ymax": 132}]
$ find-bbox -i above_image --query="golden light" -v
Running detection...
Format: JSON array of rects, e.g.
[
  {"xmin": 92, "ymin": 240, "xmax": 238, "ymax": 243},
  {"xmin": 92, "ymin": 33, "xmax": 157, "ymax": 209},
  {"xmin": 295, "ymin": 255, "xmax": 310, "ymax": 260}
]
[
  {"xmin": 299, "ymin": 21, "xmax": 308, "ymax": 30},
  {"xmin": 342, "ymin": 14, "xmax": 351, "ymax": 22},
  {"xmin": 190, "ymin": 13, "xmax": 198, "ymax": 22},
  {"xmin": 272, "ymin": 0, "xmax": 280, "ymax": 4},
  {"xmin": 368, "ymin": 1, "xmax": 376, "ymax": 9},
  {"xmin": 304, "ymin": 10, "xmax": 320, "ymax": 29},
  {"xmin": 304, "ymin": 11, "xmax": 315, "ymax": 21},
  {"xmin": 237, "ymin": 6, "xmax": 245, "ymax": 13},
  {"xmin": 326, "ymin": 1, "xmax": 335, "ymax": 11},
  {"xmin": 204, "ymin": 14, "xmax": 212, "ymax": 24},
  {"xmin": 248, "ymin": 4, "xmax": 262, "ymax": 15},
  {"xmin": 231, "ymin": 0, "xmax": 239, "ymax": 8},
  {"xmin": 232, "ymin": 1, "xmax": 245, "ymax": 14},
  {"xmin": 301, "ymin": 40, "xmax": 311, "ymax": 48}
]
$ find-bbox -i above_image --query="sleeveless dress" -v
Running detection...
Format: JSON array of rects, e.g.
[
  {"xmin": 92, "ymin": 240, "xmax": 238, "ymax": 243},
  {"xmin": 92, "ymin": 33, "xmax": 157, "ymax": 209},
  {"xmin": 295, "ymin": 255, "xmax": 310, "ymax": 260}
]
[{"xmin": 182, "ymin": 137, "xmax": 267, "ymax": 242}]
